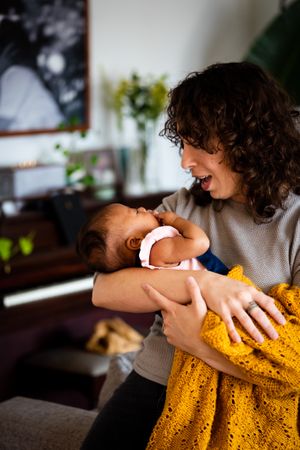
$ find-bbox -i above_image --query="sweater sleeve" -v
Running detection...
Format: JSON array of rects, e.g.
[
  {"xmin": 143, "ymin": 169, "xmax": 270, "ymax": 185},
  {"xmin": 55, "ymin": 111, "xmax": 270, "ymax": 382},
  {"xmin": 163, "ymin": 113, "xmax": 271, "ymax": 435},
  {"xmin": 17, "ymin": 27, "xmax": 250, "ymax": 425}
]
[{"xmin": 201, "ymin": 265, "xmax": 300, "ymax": 396}]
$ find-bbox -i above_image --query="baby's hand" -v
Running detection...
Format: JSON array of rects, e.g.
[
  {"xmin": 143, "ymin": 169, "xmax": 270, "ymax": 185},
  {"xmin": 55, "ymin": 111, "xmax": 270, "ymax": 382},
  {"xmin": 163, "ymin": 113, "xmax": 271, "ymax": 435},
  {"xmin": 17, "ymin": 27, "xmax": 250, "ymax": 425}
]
[{"xmin": 155, "ymin": 211, "xmax": 181, "ymax": 226}]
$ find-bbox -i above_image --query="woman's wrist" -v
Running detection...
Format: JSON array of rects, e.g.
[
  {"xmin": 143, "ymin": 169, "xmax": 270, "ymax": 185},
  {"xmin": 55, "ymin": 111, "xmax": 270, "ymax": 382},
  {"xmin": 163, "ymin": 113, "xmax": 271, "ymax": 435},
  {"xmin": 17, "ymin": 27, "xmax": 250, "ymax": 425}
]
[{"xmin": 190, "ymin": 269, "xmax": 222, "ymax": 297}]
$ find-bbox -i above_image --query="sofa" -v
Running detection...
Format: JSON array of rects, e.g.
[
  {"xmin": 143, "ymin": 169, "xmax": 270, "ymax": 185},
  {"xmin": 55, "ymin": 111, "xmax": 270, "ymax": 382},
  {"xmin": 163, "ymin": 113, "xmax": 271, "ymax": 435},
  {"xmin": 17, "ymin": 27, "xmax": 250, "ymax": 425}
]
[
  {"xmin": 0, "ymin": 351, "xmax": 136, "ymax": 450},
  {"xmin": 0, "ymin": 396, "xmax": 96, "ymax": 450}
]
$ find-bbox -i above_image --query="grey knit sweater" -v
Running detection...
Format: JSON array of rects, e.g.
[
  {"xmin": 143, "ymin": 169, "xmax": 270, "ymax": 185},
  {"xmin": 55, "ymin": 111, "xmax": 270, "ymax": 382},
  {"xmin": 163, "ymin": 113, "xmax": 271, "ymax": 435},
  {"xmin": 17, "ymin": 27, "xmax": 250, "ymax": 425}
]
[{"xmin": 133, "ymin": 188, "xmax": 300, "ymax": 385}]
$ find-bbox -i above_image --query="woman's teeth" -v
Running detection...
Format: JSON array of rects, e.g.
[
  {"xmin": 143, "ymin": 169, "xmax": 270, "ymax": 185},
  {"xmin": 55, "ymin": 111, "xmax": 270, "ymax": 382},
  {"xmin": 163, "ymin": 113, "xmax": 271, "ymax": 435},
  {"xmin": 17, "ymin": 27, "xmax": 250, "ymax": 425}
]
[
  {"xmin": 199, "ymin": 176, "xmax": 209, "ymax": 184},
  {"xmin": 199, "ymin": 175, "xmax": 211, "ymax": 190}
]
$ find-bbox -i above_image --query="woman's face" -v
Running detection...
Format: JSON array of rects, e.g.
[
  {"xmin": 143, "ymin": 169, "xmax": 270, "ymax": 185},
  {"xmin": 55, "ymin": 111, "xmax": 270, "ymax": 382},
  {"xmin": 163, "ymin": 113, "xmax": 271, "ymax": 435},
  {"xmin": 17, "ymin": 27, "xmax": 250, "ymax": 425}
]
[{"xmin": 181, "ymin": 141, "xmax": 245, "ymax": 203}]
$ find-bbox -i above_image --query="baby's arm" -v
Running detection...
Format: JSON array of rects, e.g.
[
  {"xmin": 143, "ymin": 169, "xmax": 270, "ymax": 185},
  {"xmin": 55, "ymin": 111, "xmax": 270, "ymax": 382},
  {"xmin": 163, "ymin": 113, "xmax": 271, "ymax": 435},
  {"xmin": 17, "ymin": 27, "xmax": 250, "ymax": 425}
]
[{"xmin": 150, "ymin": 211, "xmax": 210, "ymax": 267}]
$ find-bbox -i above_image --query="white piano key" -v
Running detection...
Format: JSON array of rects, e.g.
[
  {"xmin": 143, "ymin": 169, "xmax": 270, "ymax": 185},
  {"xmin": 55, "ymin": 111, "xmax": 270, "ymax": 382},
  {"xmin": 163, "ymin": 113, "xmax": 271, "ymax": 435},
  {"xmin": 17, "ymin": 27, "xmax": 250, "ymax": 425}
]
[{"xmin": 3, "ymin": 276, "xmax": 94, "ymax": 308}]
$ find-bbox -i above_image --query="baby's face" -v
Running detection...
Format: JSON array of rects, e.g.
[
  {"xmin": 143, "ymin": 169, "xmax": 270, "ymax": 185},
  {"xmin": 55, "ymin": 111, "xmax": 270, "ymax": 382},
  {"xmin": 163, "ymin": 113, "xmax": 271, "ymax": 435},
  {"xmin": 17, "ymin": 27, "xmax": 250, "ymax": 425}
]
[{"xmin": 109, "ymin": 204, "xmax": 160, "ymax": 237}]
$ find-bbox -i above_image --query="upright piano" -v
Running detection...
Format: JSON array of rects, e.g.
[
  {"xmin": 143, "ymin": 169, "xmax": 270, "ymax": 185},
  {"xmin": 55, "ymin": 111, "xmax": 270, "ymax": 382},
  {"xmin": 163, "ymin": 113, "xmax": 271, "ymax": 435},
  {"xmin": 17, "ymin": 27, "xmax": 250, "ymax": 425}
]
[{"xmin": 0, "ymin": 190, "xmax": 170, "ymax": 404}]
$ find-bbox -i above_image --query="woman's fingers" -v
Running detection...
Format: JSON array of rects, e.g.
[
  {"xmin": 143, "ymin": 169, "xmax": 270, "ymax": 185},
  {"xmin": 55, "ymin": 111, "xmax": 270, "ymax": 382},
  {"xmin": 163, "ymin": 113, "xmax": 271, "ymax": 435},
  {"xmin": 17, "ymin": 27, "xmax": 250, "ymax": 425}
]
[
  {"xmin": 185, "ymin": 276, "xmax": 207, "ymax": 316},
  {"xmin": 141, "ymin": 283, "xmax": 174, "ymax": 312},
  {"xmin": 239, "ymin": 291, "xmax": 285, "ymax": 341},
  {"xmin": 223, "ymin": 308, "xmax": 273, "ymax": 344},
  {"xmin": 143, "ymin": 277, "xmax": 207, "ymax": 317},
  {"xmin": 254, "ymin": 291, "xmax": 286, "ymax": 325},
  {"xmin": 224, "ymin": 290, "xmax": 286, "ymax": 343},
  {"xmin": 231, "ymin": 309, "xmax": 265, "ymax": 343},
  {"xmin": 248, "ymin": 307, "xmax": 278, "ymax": 340},
  {"xmin": 222, "ymin": 316, "xmax": 242, "ymax": 343},
  {"xmin": 142, "ymin": 278, "xmax": 209, "ymax": 352},
  {"xmin": 142, "ymin": 278, "xmax": 208, "ymax": 346},
  {"xmin": 202, "ymin": 271, "xmax": 287, "ymax": 343}
]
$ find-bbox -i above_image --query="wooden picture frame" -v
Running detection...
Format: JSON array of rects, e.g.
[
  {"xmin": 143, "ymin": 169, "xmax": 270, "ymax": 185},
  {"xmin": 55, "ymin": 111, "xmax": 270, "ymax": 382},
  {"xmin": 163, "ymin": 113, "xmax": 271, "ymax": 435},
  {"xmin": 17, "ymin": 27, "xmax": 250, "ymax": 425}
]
[{"xmin": 0, "ymin": 0, "xmax": 89, "ymax": 137}]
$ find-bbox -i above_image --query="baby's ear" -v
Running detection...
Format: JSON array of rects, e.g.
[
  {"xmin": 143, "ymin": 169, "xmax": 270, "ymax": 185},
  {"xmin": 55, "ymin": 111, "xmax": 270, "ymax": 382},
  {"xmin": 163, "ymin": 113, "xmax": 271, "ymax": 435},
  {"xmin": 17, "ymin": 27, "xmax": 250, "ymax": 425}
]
[{"xmin": 126, "ymin": 236, "xmax": 143, "ymax": 250}]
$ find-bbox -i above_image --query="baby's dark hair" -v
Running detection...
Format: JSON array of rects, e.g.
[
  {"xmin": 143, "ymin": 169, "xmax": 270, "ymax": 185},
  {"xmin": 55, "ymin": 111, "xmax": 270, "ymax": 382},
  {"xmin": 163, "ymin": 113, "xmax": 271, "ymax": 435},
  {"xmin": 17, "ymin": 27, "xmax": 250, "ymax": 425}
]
[
  {"xmin": 76, "ymin": 205, "xmax": 128, "ymax": 273},
  {"xmin": 162, "ymin": 61, "xmax": 300, "ymax": 222}
]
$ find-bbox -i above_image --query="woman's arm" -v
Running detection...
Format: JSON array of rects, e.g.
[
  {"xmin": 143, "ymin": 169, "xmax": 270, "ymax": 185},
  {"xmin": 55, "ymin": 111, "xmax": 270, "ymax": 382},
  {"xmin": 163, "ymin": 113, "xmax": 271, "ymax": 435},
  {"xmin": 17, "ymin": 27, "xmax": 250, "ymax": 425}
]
[
  {"xmin": 92, "ymin": 267, "xmax": 192, "ymax": 312},
  {"xmin": 92, "ymin": 267, "xmax": 285, "ymax": 343}
]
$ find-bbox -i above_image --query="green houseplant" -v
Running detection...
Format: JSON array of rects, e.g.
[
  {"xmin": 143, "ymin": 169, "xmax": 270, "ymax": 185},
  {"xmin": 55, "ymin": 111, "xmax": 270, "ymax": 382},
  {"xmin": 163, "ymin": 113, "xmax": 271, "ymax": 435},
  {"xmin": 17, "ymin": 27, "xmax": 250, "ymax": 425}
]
[
  {"xmin": 108, "ymin": 72, "xmax": 168, "ymax": 188},
  {"xmin": 55, "ymin": 133, "xmax": 99, "ymax": 189},
  {"xmin": 0, "ymin": 232, "xmax": 34, "ymax": 274},
  {"xmin": 54, "ymin": 119, "xmax": 99, "ymax": 189},
  {"xmin": 244, "ymin": 0, "xmax": 300, "ymax": 104}
]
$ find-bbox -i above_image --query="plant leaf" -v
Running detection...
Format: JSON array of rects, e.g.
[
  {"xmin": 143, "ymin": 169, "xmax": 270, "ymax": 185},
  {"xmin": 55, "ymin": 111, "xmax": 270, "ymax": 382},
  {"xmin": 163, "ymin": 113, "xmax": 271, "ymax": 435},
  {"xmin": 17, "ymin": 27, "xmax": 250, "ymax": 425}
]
[
  {"xmin": 110, "ymin": 72, "xmax": 168, "ymax": 130},
  {"xmin": 90, "ymin": 154, "xmax": 99, "ymax": 166},
  {"xmin": 81, "ymin": 174, "xmax": 95, "ymax": 186},
  {"xmin": 18, "ymin": 237, "xmax": 34, "ymax": 256},
  {"xmin": 0, "ymin": 238, "xmax": 13, "ymax": 262}
]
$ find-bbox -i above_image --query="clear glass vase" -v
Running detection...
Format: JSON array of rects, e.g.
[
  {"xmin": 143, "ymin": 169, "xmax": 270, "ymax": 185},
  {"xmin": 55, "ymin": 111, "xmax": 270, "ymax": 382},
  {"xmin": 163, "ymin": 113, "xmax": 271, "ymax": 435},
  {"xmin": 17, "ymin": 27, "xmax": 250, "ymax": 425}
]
[
  {"xmin": 143, "ymin": 121, "xmax": 160, "ymax": 192},
  {"xmin": 124, "ymin": 121, "xmax": 159, "ymax": 195}
]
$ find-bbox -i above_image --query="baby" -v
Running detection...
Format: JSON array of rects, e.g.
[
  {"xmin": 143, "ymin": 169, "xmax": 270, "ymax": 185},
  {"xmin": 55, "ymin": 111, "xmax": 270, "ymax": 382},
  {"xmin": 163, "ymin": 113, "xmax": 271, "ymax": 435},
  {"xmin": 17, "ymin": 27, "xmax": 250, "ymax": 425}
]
[{"xmin": 76, "ymin": 203, "xmax": 228, "ymax": 275}]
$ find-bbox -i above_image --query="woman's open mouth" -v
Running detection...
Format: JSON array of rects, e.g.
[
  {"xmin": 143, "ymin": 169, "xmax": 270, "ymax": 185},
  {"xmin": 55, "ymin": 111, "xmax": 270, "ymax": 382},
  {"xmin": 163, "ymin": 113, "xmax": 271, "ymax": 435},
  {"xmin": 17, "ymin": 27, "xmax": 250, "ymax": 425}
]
[{"xmin": 199, "ymin": 175, "xmax": 211, "ymax": 191}]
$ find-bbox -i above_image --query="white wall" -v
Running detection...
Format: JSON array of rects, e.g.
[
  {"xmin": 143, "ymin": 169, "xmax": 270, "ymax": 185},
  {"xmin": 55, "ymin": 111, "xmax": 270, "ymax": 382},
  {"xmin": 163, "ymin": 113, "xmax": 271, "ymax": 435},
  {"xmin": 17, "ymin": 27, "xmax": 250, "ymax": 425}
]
[{"xmin": 0, "ymin": 0, "xmax": 279, "ymax": 191}]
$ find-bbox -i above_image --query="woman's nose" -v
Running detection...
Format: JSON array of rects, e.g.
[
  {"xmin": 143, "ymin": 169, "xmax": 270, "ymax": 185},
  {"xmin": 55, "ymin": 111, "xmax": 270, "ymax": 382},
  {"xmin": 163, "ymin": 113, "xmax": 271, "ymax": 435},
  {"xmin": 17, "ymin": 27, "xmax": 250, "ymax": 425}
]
[
  {"xmin": 181, "ymin": 145, "xmax": 196, "ymax": 170},
  {"xmin": 137, "ymin": 207, "xmax": 147, "ymax": 213}
]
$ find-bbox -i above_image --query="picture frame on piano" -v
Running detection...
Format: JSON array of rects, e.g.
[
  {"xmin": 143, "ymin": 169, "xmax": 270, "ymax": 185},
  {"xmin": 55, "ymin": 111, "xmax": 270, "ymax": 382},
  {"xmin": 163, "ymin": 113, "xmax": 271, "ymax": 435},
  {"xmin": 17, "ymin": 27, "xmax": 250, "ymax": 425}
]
[
  {"xmin": 0, "ymin": 0, "xmax": 89, "ymax": 137},
  {"xmin": 68, "ymin": 147, "xmax": 123, "ymax": 200}
]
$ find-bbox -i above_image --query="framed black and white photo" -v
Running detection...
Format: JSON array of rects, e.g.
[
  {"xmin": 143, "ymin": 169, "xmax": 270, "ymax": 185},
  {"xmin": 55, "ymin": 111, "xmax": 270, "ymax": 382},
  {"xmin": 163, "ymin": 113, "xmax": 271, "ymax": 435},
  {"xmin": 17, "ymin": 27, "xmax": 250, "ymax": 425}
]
[{"xmin": 0, "ymin": 0, "xmax": 89, "ymax": 136}]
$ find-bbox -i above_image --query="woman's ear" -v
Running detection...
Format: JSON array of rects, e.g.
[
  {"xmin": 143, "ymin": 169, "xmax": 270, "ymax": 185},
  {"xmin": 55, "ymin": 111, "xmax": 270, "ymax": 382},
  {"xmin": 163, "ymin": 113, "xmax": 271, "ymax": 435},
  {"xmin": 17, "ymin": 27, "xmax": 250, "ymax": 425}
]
[{"xmin": 125, "ymin": 236, "xmax": 143, "ymax": 250}]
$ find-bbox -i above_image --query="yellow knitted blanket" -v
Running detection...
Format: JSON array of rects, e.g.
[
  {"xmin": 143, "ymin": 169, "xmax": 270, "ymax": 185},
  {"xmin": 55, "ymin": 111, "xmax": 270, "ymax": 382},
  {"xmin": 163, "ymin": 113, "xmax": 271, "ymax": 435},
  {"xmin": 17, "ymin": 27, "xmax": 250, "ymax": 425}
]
[{"xmin": 147, "ymin": 265, "xmax": 300, "ymax": 450}]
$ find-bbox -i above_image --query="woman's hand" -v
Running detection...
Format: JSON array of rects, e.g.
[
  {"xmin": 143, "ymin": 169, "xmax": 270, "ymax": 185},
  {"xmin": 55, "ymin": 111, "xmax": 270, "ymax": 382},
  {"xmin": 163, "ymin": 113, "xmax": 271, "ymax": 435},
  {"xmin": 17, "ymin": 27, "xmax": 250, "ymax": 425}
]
[
  {"xmin": 200, "ymin": 270, "xmax": 286, "ymax": 343},
  {"xmin": 142, "ymin": 276, "xmax": 208, "ymax": 353},
  {"xmin": 142, "ymin": 276, "xmax": 255, "ymax": 382}
]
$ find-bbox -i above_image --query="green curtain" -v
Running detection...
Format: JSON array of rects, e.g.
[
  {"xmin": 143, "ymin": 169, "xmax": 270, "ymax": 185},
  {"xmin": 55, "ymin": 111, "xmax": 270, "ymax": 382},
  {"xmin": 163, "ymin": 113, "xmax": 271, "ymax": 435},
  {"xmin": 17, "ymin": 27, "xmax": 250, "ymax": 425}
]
[{"xmin": 244, "ymin": 0, "xmax": 300, "ymax": 104}]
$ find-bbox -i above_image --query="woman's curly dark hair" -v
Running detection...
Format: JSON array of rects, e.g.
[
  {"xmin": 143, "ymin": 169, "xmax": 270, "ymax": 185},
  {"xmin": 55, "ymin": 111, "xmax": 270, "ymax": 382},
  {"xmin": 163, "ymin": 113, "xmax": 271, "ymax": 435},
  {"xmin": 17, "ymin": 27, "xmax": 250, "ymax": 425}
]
[{"xmin": 161, "ymin": 61, "xmax": 300, "ymax": 222}]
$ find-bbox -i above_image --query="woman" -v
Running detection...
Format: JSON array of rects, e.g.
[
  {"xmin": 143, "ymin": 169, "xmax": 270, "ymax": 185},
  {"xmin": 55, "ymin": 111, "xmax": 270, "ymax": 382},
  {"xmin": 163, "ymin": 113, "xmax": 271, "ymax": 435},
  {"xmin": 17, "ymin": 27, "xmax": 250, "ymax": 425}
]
[{"xmin": 81, "ymin": 62, "xmax": 299, "ymax": 449}]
